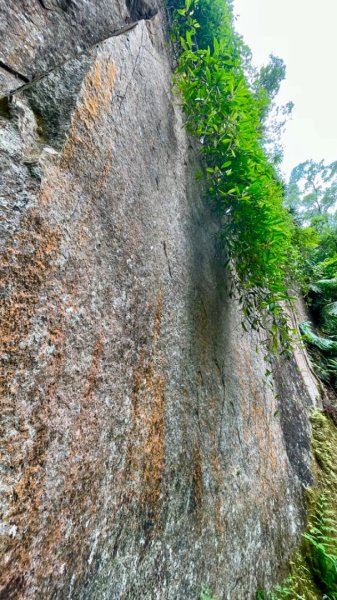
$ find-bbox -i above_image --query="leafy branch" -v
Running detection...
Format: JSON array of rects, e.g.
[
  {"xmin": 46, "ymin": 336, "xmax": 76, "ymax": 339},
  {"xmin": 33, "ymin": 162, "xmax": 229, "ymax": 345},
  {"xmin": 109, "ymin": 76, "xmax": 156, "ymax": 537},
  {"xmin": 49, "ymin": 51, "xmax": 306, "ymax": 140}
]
[{"xmin": 170, "ymin": 0, "xmax": 295, "ymax": 353}]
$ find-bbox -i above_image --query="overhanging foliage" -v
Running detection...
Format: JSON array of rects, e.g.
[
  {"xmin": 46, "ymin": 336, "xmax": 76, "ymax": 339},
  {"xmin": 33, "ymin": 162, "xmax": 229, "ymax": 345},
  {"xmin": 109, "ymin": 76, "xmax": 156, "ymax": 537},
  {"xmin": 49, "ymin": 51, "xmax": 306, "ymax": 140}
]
[{"xmin": 169, "ymin": 0, "xmax": 295, "ymax": 352}]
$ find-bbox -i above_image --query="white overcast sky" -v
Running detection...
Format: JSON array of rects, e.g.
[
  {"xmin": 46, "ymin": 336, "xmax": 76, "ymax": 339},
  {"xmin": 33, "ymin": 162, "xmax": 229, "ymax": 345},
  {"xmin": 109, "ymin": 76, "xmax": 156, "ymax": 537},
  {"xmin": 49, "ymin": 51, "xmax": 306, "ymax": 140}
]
[{"xmin": 232, "ymin": 0, "xmax": 337, "ymax": 179}]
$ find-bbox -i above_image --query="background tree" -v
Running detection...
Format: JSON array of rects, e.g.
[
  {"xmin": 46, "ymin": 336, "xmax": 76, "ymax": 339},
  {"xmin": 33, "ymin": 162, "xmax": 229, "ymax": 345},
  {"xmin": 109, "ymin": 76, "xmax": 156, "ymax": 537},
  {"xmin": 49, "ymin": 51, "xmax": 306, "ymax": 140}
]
[
  {"xmin": 288, "ymin": 159, "xmax": 337, "ymax": 389},
  {"xmin": 286, "ymin": 159, "xmax": 337, "ymax": 223},
  {"xmin": 253, "ymin": 55, "xmax": 294, "ymax": 166}
]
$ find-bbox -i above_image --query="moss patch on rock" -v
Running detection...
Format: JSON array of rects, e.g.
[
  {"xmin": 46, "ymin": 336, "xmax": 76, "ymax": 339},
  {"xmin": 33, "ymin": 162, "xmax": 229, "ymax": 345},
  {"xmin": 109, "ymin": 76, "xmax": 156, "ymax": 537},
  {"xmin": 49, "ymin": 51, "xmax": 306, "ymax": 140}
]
[{"xmin": 258, "ymin": 410, "xmax": 337, "ymax": 599}]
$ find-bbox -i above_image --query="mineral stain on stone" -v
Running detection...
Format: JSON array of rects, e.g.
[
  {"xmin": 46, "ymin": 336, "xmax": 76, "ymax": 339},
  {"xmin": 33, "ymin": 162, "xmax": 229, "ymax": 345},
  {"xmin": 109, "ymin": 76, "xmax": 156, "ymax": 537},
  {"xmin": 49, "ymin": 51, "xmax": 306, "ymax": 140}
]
[
  {"xmin": 0, "ymin": 3, "xmax": 327, "ymax": 599},
  {"xmin": 1, "ymin": 211, "xmax": 62, "ymax": 595},
  {"xmin": 126, "ymin": 289, "xmax": 166, "ymax": 530},
  {"xmin": 62, "ymin": 60, "xmax": 117, "ymax": 167}
]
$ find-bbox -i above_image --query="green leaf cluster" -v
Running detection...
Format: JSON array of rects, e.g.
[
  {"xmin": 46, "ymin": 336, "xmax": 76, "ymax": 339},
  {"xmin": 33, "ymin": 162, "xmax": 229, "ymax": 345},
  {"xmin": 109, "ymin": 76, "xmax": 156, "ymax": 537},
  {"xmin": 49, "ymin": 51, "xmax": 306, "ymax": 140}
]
[
  {"xmin": 303, "ymin": 493, "xmax": 337, "ymax": 595},
  {"xmin": 170, "ymin": 0, "xmax": 295, "ymax": 352},
  {"xmin": 300, "ymin": 321, "xmax": 337, "ymax": 355},
  {"xmin": 200, "ymin": 586, "xmax": 218, "ymax": 600}
]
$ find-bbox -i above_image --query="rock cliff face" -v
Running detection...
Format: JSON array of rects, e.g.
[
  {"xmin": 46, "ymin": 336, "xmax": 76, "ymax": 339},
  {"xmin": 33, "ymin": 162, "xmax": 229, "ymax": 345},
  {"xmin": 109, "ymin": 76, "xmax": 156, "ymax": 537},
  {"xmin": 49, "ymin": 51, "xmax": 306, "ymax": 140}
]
[{"xmin": 0, "ymin": 2, "xmax": 322, "ymax": 598}]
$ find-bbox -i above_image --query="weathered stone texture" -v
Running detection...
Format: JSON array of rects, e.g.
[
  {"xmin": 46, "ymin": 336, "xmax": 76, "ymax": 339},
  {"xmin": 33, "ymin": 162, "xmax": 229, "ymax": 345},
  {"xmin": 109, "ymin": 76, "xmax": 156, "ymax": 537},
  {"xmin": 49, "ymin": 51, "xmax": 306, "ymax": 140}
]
[
  {"xmin": 0, "ymin": 3, "xmax": 321, "ymax": 599},
  {"xmin": 0, "ymin": 0, "xmax": 157, "ymax": 96}
]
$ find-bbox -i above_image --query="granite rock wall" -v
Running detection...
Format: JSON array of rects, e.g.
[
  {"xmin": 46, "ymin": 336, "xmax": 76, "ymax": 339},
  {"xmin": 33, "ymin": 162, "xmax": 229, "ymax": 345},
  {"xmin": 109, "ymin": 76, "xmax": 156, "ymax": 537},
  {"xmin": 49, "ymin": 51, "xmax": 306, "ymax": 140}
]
[{"xmin": 0, "ymin": 2, "xmax": 321, "ymax": 598}]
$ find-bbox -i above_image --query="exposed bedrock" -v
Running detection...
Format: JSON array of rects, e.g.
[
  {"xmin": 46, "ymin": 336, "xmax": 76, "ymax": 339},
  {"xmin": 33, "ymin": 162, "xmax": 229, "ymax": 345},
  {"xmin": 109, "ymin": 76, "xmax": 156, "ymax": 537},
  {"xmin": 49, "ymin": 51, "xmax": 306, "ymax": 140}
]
[
  {"xmin": 0, "ymin": 2, "xmax": 321, "ymax": 598},
  {"xmin": 0, "ymin": 0, "xmax": 158, "ymax": 96}
]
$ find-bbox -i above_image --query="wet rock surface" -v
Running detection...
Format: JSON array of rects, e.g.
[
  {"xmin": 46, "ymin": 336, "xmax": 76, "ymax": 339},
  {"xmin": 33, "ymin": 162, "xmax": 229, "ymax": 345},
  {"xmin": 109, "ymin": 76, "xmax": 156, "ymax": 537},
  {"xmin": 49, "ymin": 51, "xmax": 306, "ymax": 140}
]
[{"xmin": 0, "ymin": 3, "xmax": 321, "ymax": 598}]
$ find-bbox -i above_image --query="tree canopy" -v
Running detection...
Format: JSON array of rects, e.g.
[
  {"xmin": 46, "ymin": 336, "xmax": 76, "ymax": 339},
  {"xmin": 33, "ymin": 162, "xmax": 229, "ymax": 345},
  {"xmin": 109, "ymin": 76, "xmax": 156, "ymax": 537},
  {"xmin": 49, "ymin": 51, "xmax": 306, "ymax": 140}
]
[
  {"xmin": 286, "ymin": 159, "xmax": 337, "ymax": 223},
  {"xmin": 287, "ymin": 159, "xmax": 337, "ymax": 389}
]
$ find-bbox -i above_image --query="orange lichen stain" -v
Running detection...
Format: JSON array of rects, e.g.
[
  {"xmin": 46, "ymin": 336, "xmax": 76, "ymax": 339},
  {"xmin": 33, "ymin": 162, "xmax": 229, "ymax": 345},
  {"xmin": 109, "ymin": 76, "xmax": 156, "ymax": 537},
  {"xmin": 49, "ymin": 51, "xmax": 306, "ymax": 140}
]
[
  {"xmin": 126, "ymin": 290, "xmax": 166, "ymax": 525},
  {"xmin": 82, "ymin": 63, "xmax": 116, "ymax": 122},
  {"xmin": 2, "ymin": 419, "xmax": 52, "ymax": 597},
  {"xmin": 0, "ymin": 210, "xmax": 60, "ymax": 400},
  {"xmin": 40, "ymin": 188, "xmax": 50, "ymax": 205},
  {"xmin": 143, "ymin": 362, "xmax": 165, "ymax": 508},
  {"xmin": 29, "ymin": 333, "xmax": 105, "ymax": 588},
  {"xmin": 210, "ymin": 448, "xmax": 225, "ymax": 535},
  {"xmin": 152, "ymin": 289, "xmax": 163, "ymax": 343},
  {"xmin": 39, "ymin": 165, "xmax": 67, "ymax": 206},
  {"xmin": 192, "ymin": 445, "xmax": 203, "ymax": 519},
  {"xmin": 62, "ymin": 61, "xmax": 117, "ymax": 167},
  {"xmin": 1, "ymin": 322, "xmax": 106, "ymax": 597},
  {"xmin": 0, "ymin": 209, "xmax": 72, "ymax": 596}
]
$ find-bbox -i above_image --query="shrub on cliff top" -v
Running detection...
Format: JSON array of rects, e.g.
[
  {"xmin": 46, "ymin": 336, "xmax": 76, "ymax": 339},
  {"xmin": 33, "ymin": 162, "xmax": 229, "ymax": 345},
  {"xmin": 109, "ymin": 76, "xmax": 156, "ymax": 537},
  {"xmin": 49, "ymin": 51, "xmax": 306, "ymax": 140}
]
[{"xmin": 170, "ymin": 0, "xmax": 295, "ymax": 353}]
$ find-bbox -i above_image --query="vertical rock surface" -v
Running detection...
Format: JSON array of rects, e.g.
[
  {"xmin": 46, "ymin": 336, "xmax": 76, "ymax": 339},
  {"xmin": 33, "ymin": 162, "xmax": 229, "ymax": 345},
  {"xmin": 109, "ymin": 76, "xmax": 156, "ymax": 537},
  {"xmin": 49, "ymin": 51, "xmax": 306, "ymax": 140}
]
[{"xmin": 0, "ymin": 2, "xmax": 321, "ymax": 598}]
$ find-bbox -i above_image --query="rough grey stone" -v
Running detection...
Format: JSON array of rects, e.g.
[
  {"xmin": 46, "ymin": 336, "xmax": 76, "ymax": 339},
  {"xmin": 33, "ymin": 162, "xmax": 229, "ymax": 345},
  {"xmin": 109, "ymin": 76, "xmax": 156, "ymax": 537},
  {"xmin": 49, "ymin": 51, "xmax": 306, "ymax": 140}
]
[
  {"xmin": 0, "ymin": 3, "xmax": 321, "ymax": 599},
  {"xmin": 0, "ymin": 0, "xmax": 158, "ymax": 96}
]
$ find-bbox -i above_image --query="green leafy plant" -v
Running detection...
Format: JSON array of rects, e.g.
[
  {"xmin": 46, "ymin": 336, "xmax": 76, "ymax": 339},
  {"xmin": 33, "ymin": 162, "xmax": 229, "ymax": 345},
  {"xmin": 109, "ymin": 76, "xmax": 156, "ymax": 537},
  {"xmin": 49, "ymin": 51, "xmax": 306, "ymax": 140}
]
[
  {"xmin": 200, "ymin": 586, "xmax": 218, "ymax": 600},
  {"xmin": 299, "ymin": 322, "xmax": 337, "ymax": 354},
  {"xmin": 256, "ymin": 579, "xmax": 306, "ymax": 599},
  {"xmin": 169, "ymin": 0, "xmax": 296, "ymax": 353},
  {"xmin": 261, "ymin": 496, "xmax": 337, "ymax": 600},
  {"xmin": 303, "ymin": 494, "xmax": 337, "ymax": 594}
]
